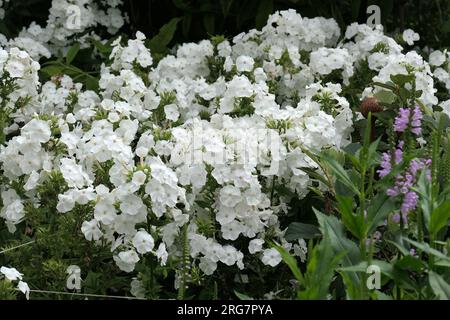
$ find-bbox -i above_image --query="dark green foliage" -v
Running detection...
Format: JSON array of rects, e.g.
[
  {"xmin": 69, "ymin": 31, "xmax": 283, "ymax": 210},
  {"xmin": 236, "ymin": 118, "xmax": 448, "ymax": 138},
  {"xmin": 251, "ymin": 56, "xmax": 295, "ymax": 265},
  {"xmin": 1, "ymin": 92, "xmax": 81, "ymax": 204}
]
[{"xmin": 2, "ymin": 1, "xmax": 450, "ymax": 51}]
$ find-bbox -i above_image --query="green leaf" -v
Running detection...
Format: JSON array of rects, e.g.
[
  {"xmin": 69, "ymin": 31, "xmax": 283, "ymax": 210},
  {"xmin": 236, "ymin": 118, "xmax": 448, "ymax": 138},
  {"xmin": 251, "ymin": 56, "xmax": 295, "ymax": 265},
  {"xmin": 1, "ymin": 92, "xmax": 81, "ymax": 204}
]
[
  {"xmin": 91, "ymin": 38, "xmax": 112, "ymax": 55},
  {"xmin": 386, "ymin": 239, "xmax": 410, "ymax": 256},
  {"xmin": 366, "ymin": 137, "xmax": 381, "ymax": 166},
  {"xmin": 434, "ymin": 259, "xmax": 450, "ymax": 268},
  {"xmin": 366, "ymin": 193, "xmax": 395, "ymax": 234},
  {"xmin": 428, "ymin": 271, "xmax": 450, "ymax": 300},
  {"xmin": 83, "ymin": 271, "xmax": 102, "ymax": 292},
  {"xmin": 298, "ymin": 238, "xmax": 345, "ymax": 300},
  {"xmin": 398, "ymin": 87, "xmax": 410, "ymax": 101},
  {"xmin": 403, "ymin": 238, "xmax": 450, "ymax": 262},
  {"xmin": 371, "ymin": 81, "xmax": 397, "ymax": 91},
  {"xmin": 314, "ymin": 208, "xmax": 362, "ymax": 296},
  {"xmin": 285, "ymin": 222, "xmax": 321, "ymax": 241},
  {"xmin": 273, "ymin": 244, "xmax": 304, "ymax": 283},
  {"xmin": 345, "ymin": 152, "xmax": 361, "ymax": 171},
  {"xmin": 394, "ymin": 255, "xmax": 426, "ymax": 272},
  {"xmin": 360, "ymin": 111, "xmax": 373, "ymax": 161},
  {"xmin": 343, "ymin": 142, "xmax": 361, "ymax": 155},
  {"xmin": 374, "ymin": 90, "xmax": 396, "ymax": 104},
  {"xmin": 84, "ymin": 75, "xmax": 99, "ymax": 91},
  {"xmin": 65, "ymin": 43, "xmax": 80, "ymax": 64},
  {"xmin": 301, "ymin": 167, "xmax": 330, "ymax": 187},
  {"xmin": 414, "ymin": 169, "xmax": 434, "ymax": 227},
  {"xmin": 40, "ymin": 65, "xmax": 64, "ymax": 77},
  {"xmin": 255, "ymin": 0, "xmax": 273, "ymax": 29},
  {"xmin": 339, "ymin": 260, "xmax": 394, "ymax": 278},
  {"xmin": 336, "ymin": 195, "xmax": 365, "ymax": 239},
  {"xmin": 373, "ymin": 290, "xmax": 393, "ymax": 300},
  {"xmin": 314, "ymin": 209, "xmax": 361, "ymax": 266},
  {"xmin": 234, "ymin": 290, "xmax": 254, "ymax": 300},
  {"xmin": 147, "ymin": 17, "xmax": 182, "ymax": 53},
  {"xmin": 390, "ymin": 74, "xmax": 414, "ymax": 86},
  {"xmin": 321, "ymin": 153, "xmax": 360, "ymax": 196},
  {"xmin": 429, "ymin": 200, "xmax": 450, "ymax": 236}
]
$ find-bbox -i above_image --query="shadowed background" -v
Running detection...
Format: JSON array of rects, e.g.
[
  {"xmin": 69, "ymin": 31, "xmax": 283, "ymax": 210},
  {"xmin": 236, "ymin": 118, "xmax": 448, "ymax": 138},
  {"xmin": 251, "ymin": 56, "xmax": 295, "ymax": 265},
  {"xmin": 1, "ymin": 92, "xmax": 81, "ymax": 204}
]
[{"xmin": 1, "ymin": 0, "xmax": 449, "ymax": 49}]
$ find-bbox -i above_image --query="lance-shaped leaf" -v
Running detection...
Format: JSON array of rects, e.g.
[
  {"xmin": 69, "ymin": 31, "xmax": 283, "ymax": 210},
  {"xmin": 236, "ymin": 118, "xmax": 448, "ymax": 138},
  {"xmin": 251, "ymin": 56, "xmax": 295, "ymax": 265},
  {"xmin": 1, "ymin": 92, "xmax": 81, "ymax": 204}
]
[{"xmin": 429, "ymin": 271, "xmax": 450, "ymax": 300}]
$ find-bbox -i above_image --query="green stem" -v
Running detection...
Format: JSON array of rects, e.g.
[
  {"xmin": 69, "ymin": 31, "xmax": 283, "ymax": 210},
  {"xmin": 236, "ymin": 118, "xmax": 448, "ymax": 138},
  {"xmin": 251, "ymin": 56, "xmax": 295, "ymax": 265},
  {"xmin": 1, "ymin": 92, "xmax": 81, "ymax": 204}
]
[
  {"xmin": 367, "ymin": 167, "xmax": 375, "ymax": 198},
  {"xmin": 367, "ymin": 238, "xmax": 374, "ymax": 267},
  {"xmin": 400, "ymin": 211, "xmax": 404, "ymax": 233},
  {"xmin": 417, "ymin": 208, "xmax": 424, "ymax": 243},
  {"xmin": 429, "ymin": 234, "xmax": 435, "ymax": 269},
  {"xmin": 177, "ymin": 224, "xmax": 189, "ymax": 300},
  {"xmin": 270, "ymin": 176, "xmax": 277, "ymax": 204}
]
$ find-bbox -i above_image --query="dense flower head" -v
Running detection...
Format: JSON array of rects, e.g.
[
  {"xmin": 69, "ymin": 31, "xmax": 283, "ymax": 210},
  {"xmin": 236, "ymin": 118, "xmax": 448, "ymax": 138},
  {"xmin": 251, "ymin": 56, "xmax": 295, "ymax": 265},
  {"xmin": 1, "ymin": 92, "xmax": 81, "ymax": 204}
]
[
  {"xmin": 10, "ymin": 0, "xmax": 126, "ymax": 58},
  {"xmin": 0, "ymin": 6, "xmax": 447, "ymax": 297},
  {"xmin": 386, "ymin": 158, "xmax": 431, "ymax": 223},
  {"xmin": 378, "ymin": 141, "xmax": 404, "ymax": 178},
  {"xmin": 394, "ymin": 108, "xmax": 411, "ymax": 132},
  {"xmin": 394, "ymin": 106, "xmax": 423, "ymax": 135},
  {"xmin": 402, "ymin": 29, "xmax": 420, "ymax": 46},
  {"xmin": 0, "ymin": 266, "xmax": 30, "ymax": 299},
  {"xmin": 381, "ymin": 106, "xmax": 429, "ymax": 224}
]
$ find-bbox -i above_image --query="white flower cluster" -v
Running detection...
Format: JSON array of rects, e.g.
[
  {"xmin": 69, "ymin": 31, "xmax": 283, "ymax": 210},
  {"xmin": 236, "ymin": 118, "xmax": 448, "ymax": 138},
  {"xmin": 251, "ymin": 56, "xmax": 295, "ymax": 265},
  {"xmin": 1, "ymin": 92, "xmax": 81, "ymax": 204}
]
[
  {"xmin": 0, "ymin": 0, "xmax": 125, "ymax": 59},
  {"xmin": 0, "ymin": 9, "xmax": 446, "ymax": 289},
  {"xmin": 0, "ymin": 46, "xmax": 41, "ymax": 133},
  {"xmin": 0, "ymin": 266, "xmax": 30, "ymax": 299},
  {"xmin": 343, "ymin": 23, "xmax": 438, "ymax": 106},
  {"xmin": 427, "ymin": 49, "xmax": 450, "ymax": 117}
]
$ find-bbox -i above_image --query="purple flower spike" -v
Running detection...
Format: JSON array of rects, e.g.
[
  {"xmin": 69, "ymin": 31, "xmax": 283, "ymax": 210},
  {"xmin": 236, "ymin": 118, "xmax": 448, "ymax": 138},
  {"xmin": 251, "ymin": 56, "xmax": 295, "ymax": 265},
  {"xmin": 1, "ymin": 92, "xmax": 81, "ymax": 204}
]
[
  {"xmin": 394, "ymin": 108, "xmax": 410, "ymax": 133},
  {"xmin": 393, "ymin": 106, "xmax": 423, "ymax": 135},
  {"xmin": 394, "ymin": 148, "xmax": 403, "ymax": 163},
  {"xmin": 378, "ymin": 152, "xmax": 392, "ymax": 177},
  {"xmin": 411, "ymin": 106, "xmax": 423, "ymax": 135},
  {"xmin": 401, "ymin": 191, "xmax": 418, "ymax": 215},
  {"xmin": 387, "ymin": 188, "xmax": 398, "ymax": 196},
  {"xmin": 377, "ymin": 141, "xmax": 403, "ymax": 178}
]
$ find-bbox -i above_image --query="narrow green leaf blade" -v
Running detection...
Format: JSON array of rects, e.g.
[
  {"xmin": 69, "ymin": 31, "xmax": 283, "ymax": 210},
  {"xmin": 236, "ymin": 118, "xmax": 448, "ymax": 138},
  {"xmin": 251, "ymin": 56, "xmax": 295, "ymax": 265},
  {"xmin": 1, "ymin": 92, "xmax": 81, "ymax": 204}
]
[
  {"xmin": 147, "ymin": 17, "xmax": 182, "ymax": 53},
  {"xmin": 285, "ymin": 222, "xmax": 321, "ymax": 241},
  {"xmin": 429, "ymin": 200, "xmax": 450, "ymax": 236},
  {"xmin": 66, "ymin": 43, "xmax": 80, "ymax": 64},
  {"xmin": 429, "ymin": 271, "xmax": 450, "ymax": 300},
  {"xmin": 273, "ymin": 244, "xmax": 304, "ymax": 283}
]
